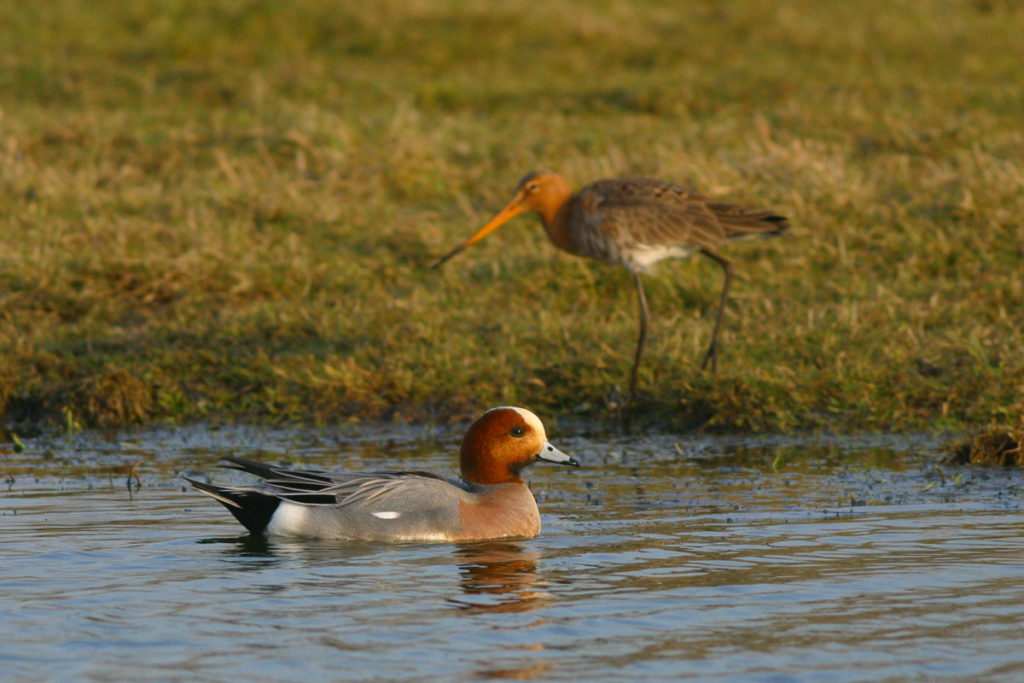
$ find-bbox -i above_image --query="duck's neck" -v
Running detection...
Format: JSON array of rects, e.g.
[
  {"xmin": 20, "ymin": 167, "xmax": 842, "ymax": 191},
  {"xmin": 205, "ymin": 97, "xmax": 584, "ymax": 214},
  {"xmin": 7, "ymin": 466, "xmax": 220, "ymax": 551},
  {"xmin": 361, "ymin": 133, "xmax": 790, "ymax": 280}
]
[{"xmin": 460, "ymin": 455, "xmax": 525, "ymax": 486}]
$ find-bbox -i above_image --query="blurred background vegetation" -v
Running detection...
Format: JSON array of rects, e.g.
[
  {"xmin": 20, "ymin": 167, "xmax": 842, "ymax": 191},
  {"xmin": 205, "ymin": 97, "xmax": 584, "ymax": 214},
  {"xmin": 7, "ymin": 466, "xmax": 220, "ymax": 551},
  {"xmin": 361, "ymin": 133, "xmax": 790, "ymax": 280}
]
[{"xmin": 1, "ymin": 0, "xmax": 1022, "ymax": 433}]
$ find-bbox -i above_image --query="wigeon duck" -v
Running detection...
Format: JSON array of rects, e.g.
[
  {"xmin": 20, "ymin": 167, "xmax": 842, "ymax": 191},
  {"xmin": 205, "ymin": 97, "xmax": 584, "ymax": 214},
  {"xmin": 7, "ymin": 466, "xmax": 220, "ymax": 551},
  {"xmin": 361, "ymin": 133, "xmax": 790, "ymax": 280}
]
[{"xmin": 186, "ymin": 406, "xmax": 579, "ymax": 542}]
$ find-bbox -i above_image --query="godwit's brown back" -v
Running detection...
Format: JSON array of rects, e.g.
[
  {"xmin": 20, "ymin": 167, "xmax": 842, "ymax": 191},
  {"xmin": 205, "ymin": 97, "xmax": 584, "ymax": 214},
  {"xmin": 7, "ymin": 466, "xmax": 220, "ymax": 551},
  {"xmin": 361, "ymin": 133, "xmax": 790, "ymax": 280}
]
[{"xmin": 563, "ymin": 177, "xmax": 789, "ymax": 272}]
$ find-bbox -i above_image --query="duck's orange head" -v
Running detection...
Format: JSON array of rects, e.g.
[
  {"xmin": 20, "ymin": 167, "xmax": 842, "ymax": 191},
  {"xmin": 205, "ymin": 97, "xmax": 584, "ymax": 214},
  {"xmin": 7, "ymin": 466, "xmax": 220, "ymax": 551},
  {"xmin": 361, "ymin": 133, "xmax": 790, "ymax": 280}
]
[
  {"xmin": 432, "ymin": 170, "xmax": 573, "ymax": 268},
  {"xmin": 459, "ymin": 406, "xmax": 579, "ymax": 486}
]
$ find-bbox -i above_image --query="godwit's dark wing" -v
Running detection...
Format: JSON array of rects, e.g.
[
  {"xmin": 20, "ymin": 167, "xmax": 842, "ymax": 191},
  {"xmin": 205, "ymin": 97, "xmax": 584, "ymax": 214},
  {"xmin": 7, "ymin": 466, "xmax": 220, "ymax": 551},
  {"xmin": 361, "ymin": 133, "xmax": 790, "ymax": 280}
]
[{"xmin": 568, "ymin": 177, "xmax": 788, "ymax": 265}]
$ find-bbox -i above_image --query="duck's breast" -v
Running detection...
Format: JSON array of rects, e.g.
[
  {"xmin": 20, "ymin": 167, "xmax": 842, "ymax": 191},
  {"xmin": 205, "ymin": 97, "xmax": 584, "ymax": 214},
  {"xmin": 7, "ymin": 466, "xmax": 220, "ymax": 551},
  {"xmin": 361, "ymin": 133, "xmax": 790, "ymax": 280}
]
[{"xmin": 456, "ymin": 483, "xmax": 541, "ymax": 541}]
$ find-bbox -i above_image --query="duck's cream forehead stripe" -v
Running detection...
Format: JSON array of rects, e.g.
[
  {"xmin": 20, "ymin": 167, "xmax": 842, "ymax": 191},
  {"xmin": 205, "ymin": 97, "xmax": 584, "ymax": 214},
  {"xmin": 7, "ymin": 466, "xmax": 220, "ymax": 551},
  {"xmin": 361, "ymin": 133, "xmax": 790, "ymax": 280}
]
[{"xmin": 489, "ymin": 406, "xmax": 546, "ymax": 438}]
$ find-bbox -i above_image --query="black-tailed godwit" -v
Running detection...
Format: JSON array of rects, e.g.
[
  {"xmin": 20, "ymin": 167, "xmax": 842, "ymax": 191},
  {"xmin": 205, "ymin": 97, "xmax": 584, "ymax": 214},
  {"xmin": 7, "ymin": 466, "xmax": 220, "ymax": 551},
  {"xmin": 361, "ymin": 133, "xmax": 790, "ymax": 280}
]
[{"xmin": 433, "ymin": 170, "xmax": 788, "ymax": 419}]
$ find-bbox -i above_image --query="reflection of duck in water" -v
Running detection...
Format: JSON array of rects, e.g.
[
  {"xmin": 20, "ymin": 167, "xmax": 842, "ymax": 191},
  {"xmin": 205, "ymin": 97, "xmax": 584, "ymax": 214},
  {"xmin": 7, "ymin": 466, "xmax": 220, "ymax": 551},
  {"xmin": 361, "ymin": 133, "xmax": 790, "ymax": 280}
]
[
  {"xmin": 187, "ymin": 407, "xmax": 578, "ymax": 542},
  {"xmin": 451, "ymin": 542, "xmax": 550, "ymax": 615}
]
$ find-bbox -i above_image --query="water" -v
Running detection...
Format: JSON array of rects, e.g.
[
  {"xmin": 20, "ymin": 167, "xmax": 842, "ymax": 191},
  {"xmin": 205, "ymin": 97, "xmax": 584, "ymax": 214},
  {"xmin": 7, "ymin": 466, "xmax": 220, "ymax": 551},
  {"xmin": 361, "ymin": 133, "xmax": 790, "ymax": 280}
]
[{"xmin": 3, "ymin": 424, "xmax": 1023, "ymax": 681}]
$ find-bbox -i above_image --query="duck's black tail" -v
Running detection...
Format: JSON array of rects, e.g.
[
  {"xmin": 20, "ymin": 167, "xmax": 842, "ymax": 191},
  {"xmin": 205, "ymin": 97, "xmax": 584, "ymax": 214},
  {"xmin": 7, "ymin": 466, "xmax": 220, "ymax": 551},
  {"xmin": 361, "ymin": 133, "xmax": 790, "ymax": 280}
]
[{"xmin": 185, "ymin": 477, "xmax": 279, "ymax": 535}]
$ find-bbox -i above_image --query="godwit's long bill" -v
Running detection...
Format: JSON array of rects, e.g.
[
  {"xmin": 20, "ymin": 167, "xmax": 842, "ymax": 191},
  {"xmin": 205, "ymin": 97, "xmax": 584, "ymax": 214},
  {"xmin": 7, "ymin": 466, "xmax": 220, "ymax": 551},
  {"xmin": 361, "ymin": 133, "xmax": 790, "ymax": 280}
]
[{"xmin": 433, "ymin": 170, "xmax": 789, "ymax": 418}]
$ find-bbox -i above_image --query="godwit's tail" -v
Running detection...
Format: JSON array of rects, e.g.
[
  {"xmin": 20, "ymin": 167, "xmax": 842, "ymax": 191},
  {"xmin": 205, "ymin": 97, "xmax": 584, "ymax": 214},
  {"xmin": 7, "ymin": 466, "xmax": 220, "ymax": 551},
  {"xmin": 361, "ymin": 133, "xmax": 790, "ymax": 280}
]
[{"xmin": 710, "ymin": 203, "xmax": 790, "ymax": 240}]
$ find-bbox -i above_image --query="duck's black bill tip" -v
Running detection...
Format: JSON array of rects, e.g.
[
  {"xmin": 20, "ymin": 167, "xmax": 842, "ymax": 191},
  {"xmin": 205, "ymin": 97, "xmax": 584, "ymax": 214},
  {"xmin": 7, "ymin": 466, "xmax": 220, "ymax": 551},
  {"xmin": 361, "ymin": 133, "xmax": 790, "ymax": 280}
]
[{"xmin": 567, "ymin": 457, "xmax": 581, "ymax": 468}]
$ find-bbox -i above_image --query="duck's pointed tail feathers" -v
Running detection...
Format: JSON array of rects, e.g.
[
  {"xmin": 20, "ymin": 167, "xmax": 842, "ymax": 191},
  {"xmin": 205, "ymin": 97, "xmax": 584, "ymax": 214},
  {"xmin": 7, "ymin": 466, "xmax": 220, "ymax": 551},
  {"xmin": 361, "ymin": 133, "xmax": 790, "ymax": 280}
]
[{"xmin": 185, "ymin": 477, "xmax": 280, "ymax": 535}]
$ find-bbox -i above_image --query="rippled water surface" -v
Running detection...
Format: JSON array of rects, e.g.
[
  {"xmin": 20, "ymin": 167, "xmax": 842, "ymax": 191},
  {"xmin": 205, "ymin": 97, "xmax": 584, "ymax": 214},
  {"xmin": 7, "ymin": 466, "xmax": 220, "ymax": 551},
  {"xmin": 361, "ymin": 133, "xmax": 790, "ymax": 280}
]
[{"xmin": 3, "ymin": 423, "xmax": 1023, "ymax": 681}]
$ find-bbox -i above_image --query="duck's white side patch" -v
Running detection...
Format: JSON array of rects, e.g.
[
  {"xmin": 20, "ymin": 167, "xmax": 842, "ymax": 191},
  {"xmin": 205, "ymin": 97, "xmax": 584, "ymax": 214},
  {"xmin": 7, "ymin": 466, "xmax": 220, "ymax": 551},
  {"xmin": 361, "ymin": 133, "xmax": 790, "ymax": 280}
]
[
  {"xmin": 371, "ymin": 511, "xmax": 401, "ymax": 520},
  {"xmin": 266, "ymin": 501, "xmax": 308, "ymax": 535}
]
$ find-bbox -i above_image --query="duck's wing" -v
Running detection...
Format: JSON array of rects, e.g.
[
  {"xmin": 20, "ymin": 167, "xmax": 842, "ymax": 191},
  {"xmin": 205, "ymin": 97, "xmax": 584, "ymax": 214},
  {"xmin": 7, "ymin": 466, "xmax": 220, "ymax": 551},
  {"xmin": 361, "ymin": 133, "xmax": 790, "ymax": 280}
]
[
  {"xmin": 186, "ymin": 457, "xmax": 467, "ymax": 539},
  {"xmin": 218, "ymin": 455, "xmax": 457, "ymax": 505}
]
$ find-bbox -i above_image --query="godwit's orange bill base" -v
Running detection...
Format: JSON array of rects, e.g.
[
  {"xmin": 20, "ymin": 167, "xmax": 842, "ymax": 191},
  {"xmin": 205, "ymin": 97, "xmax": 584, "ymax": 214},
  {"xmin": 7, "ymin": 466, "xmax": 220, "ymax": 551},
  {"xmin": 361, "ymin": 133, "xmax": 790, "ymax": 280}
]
[{"xmin": 433, "ymin": 170, "xmax": 789, "ymax": 427}]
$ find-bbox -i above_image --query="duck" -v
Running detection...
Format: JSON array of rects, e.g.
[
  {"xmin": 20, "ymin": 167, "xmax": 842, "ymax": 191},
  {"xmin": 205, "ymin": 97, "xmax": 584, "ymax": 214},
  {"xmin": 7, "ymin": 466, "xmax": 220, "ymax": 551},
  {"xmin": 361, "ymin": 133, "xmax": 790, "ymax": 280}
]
[{"xmin": 186, "ymin": 406, "xmax": 579, "ymax": 542}]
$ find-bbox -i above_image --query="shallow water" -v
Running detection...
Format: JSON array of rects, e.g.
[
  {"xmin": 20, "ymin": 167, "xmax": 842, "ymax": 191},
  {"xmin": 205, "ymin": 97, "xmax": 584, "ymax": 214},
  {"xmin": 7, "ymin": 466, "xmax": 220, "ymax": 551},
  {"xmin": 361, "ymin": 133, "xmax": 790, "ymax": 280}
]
[{"xmin": 2, "ymin": 424, "xmax": 1023, "ymax": 681}]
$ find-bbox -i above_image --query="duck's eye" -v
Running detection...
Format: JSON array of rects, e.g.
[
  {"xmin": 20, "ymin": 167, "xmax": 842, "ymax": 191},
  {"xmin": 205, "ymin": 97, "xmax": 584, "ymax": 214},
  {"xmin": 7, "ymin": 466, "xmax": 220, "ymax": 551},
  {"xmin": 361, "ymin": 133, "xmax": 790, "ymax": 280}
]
[{"xmin": 509, "ymin": 426, "xmax": 526, "ymax": 437}]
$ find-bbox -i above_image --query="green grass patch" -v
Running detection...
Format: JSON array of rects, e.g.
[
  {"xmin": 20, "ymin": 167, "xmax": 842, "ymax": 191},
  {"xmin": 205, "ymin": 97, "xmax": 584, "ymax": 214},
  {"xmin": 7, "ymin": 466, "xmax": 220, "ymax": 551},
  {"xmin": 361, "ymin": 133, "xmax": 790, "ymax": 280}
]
[{"xmin": 2, "ymin": 0, "xmax": 1023, "ymax": 433}]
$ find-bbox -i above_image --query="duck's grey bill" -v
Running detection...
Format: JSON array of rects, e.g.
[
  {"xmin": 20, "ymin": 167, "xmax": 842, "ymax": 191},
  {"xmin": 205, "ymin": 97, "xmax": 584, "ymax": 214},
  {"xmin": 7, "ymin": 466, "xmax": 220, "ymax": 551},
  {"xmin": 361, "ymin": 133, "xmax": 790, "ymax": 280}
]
[{"xmin": 537, "ymin": 441, "xmax": 580, "ymax": 467}]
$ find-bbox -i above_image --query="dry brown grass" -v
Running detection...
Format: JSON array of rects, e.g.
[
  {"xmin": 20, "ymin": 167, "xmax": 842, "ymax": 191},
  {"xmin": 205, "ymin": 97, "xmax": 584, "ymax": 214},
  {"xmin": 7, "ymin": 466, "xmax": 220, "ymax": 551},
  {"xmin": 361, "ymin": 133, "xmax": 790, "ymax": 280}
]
[{"xmin": 946, "ymin": 416, "xmax": 1024, "ymax": 466}]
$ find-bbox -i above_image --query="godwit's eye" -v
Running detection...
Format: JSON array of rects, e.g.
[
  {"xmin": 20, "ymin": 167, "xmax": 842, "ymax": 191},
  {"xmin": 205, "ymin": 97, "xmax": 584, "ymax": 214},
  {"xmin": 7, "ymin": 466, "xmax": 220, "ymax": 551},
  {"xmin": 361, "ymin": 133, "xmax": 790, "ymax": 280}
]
[
  {"xmin": 509, "ymin": 426, "xmax": 526, "ymax": 437},
  {"xmin": 526, "ymin": 183, "xmax": 539, "ymax": 193}
]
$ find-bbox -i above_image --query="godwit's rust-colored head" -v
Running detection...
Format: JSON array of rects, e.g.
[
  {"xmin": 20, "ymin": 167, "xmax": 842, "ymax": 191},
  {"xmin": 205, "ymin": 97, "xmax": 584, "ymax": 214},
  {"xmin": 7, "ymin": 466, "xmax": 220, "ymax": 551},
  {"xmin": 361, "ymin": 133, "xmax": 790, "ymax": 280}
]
[
  {"xmin": 432, "ymin": 170, "xmax": 573, "ymax": 268},
  {"xmin": 459, "ymin": 406, "xmax": 578, "ymax": 486}
]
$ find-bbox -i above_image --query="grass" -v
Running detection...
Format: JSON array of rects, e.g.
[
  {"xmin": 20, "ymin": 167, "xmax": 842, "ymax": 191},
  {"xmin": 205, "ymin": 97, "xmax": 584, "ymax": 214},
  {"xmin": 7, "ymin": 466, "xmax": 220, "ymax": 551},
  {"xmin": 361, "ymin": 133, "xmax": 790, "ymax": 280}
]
[
  {"xmin": 1, "ymin": 0, "xmax": 1023, "ymax": 434},
  {"xmin": 946, "ymin": 422, "xmax": 1024, "ymax": 466}
]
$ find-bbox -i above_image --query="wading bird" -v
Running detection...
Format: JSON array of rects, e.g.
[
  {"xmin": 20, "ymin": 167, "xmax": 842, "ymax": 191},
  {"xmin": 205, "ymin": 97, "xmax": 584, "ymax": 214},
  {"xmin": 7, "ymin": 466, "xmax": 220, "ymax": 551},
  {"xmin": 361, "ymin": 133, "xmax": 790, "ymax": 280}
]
[{"xmin": 433, "ymin": 170, "xmax": 788, "ymax": 419}]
